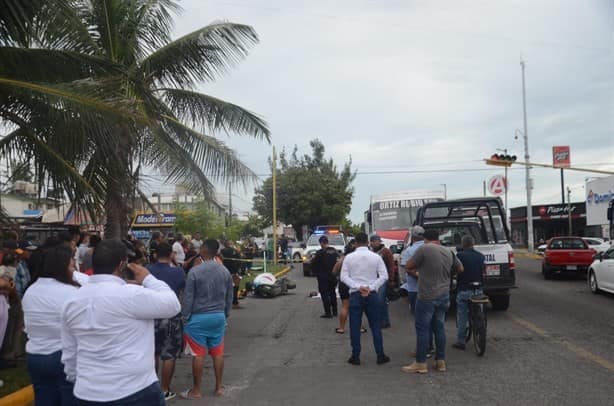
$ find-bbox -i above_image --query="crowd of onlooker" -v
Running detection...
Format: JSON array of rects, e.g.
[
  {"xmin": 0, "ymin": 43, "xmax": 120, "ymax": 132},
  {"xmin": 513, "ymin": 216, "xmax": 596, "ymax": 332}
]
[{"xmin": 0, "ymin": 226, "xmax": 255, "ymax": 405}]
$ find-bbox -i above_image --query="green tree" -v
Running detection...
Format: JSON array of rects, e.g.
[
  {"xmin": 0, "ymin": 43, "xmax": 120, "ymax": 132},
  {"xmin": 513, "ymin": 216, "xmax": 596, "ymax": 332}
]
[
  {"xmin": 240, "ymin": 214, "xmax": 266, "ymax": 237},
  {"xmin": 253, "ymin": 140, "xmax": 356, "ymax": 238},
  {"xmin": 0, "ymin": 0, "xmax": 269, "ymax": 237}
]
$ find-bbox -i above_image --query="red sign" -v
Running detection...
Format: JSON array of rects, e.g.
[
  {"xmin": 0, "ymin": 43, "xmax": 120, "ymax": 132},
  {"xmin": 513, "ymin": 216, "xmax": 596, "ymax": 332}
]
[
  {"xmin": 553, "ymin": 146, "xmax": 571, "ymax": 168},
  {"xmin": 487, "ymin": 175, "xmax": 507, "ymax": 196}
]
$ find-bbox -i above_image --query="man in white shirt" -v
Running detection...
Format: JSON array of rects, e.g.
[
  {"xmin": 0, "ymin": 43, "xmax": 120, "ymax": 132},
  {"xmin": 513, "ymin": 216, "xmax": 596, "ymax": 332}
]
[
  {"xmin": 172, "ymin": 233, "xmax": 186, "ymax": 266},
  {"xmin": 340, "ymin": 232, "xmax": 391, "ymax": 366},
  {"xmin": 191, "ymin": 232, "xmax": 203, "ymax": 251},
  {"xmin": 61, "ymin": 239, "xmax": 181, "ymax": 405}
]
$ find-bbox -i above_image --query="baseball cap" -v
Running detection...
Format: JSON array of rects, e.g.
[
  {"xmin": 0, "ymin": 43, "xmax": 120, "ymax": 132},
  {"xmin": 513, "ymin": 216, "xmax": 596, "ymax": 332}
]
[
  {"xmin": 369, "ymin": 234, "xmax": 382, "ymax": 241},
  {"xmin": 18, "ymin": 240, "xmax": 37, "ymax": 251},
  {"xmin": 318, "ymin": 236, "xmax": 329, "ymax": 243},
  {"xmin": 411, "ymin": 226, "xmax": 425, "ymax": 237}
]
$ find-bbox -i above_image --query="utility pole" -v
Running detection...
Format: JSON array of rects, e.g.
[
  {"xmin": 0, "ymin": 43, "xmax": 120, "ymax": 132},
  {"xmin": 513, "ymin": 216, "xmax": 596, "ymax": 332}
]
[
  {"xmin": 567, "ymin": 186, "xmax": 573, "ymax": 235},
  {"xmin": 272, "ymin": 146, "xmax": 278, "ymax": 265},
  {"xmin": 521, "ymin": 58, "xmax": 534, "ymax": 253},
  {"xmin": 560, "ymin": 169, "xmax": 565, "ymax": 205}
]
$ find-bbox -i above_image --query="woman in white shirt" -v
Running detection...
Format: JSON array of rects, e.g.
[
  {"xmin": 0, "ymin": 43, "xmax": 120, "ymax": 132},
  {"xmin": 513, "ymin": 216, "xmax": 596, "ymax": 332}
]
[{"xmin": 23, "ymin": 244, "xmax": 81, "ymax": 406}]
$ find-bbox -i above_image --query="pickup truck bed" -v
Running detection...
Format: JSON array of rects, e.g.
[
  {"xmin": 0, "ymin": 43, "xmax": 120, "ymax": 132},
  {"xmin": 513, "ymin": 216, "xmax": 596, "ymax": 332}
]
[{"xmin": 542, "ymin": 237, "xmax": 595, "ymax": 279}]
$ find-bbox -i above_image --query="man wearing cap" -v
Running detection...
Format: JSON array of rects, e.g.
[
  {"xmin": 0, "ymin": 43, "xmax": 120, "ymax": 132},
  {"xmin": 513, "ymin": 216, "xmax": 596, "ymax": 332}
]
[
  {"xmin": 311, "ymin": 235, "xmax": 340, "ymax": 319},
  {"xmin": 369, "ymin": 235, "xmax": 395, "ymax": 329},
  {"xmin": 15, "ymin": 241, "xmax": 36, "ymax": 298}
]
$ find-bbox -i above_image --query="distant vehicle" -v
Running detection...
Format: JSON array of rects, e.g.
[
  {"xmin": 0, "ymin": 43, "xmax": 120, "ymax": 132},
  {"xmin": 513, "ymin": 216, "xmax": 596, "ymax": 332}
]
[
  {"xmin": 415, "ymin": 197, "xmax": 515, "ymax": 311},
  {"xmin": 302, "ymin": 226, "xmax": 347, "ymax": 277},
  {"xmin": 364, "ymin": 189, "xmax": 445, "ymax": 248},
  {"xmin": 588, "ymin": 247, "xmax": 614, "ymax": 294},
  {"xmin": 609, "ymin": 199, "xmax": 614, "ymax": 241},
  {"xmin": 583, "ymin": 238, "xmax": 610, "ymax": 253},
  {"xmin": 542, "ymin": 237, "xmax": 596, "ymax": 279}
]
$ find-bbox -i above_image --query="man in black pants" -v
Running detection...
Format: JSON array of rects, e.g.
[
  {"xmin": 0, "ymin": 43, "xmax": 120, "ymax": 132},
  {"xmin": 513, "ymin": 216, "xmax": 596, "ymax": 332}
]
[
  {"xmin": 311, "ymin": 236, "xmax": 340, "ymax": 318},
  {"xmin": 221, "ymin": 240, "xmax": 242, "ymax": 309}
]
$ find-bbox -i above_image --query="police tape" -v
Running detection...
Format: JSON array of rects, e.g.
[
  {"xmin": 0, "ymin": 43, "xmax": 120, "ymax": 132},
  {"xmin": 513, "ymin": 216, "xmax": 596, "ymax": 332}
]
[{"xmin": 218, "ymin": 257, "xmax": 303, "ymax": 263}]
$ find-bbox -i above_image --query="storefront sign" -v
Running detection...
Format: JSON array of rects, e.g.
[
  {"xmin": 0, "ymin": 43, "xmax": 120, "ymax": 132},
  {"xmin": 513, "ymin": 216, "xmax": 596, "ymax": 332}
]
[
  {"xmin": 586, "ymin": 175, "xmax": 614, "ymax": 226},
  {"xmin": 131, "ymin": 212, "xmax": 176, "ymax": 228},
  {"xmin": 487, "ymin": 175, "xmax": 506, "ymax": 196},
  {"xmin": 552, "ymin": 146, "xmax": 571, "ymax": 168}
]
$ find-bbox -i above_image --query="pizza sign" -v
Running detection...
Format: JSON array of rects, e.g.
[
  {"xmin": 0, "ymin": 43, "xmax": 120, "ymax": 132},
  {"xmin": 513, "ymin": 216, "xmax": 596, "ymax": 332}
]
[{"xmin": 553, "ymin": 146, "xmax": 571, "ymax": 168}]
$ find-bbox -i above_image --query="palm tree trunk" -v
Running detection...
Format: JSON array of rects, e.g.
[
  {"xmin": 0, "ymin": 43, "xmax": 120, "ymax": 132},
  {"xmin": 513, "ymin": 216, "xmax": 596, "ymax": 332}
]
[{"xmin": 103, "ymin": 128, "xmax": 133, "ymax": 239}]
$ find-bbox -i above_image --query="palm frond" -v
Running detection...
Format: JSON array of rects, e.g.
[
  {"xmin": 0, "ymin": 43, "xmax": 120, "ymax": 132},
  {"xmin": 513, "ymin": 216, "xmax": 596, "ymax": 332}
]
[
  {"xmin": 140, "ymin": 22, "xmax": 258, "ymax": 88},
  {"xmin": 160, "ymin": 115, "xmax": 258, "ymax": 185},
  {"xmin": 0, "ymin": 127, "xmax": 103, "ymax": 216},
  {"xmin": 0, "ymin": 48, "xmax": 122, "ymax": 83},
  {"xmin": 160, "ymin": 88, "xmax": 270, "ymax": 141},
  {"xmin": 0, "ymin": 77, "xmax": 147, "ymax": 123}
]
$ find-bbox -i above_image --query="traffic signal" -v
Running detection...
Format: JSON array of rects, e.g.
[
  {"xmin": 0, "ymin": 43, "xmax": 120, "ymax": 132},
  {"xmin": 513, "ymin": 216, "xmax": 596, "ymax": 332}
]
[{"xmin": 485, "ymin": 153, "xmax": 517, "ymax": 167}]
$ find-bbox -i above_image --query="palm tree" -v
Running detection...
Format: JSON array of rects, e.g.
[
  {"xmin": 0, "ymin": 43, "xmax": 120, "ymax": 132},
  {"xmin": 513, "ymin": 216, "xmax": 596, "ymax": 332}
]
[{"xmin": 0, "ymin": 0, "xmax": 269, "ymax": 237}]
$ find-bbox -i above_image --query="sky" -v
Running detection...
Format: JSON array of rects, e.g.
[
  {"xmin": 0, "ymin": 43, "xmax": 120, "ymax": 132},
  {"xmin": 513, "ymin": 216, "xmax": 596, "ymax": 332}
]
[{"xmin": 151, "ymin": 0, "xmax": 614, "ymax": 223}]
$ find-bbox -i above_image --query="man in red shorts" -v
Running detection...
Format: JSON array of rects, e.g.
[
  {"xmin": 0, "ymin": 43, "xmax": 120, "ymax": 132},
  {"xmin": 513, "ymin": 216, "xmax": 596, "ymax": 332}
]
[{"xmin": 181, "ymin": 239, "xmax": 233, "ymax": 399}]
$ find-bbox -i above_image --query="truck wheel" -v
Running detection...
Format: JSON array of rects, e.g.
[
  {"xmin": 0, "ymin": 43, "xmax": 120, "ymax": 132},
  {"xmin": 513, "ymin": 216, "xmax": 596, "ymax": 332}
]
[
  {"xmin": 490, "ymin": 295, "xmax": 510, "ymax": 311},
  {"xmin": 293, "ymin": 253, "xmax": 302, "ymax": 263}
]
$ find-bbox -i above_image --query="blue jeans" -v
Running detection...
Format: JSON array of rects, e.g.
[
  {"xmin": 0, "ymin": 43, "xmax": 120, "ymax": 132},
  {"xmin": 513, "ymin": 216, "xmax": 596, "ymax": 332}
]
[
  {"xmin": 415, "ymin": 293, "xmax": 450, "ymax": 363},
  {"xmin": 407, "ymin": 291, "xmax": 417, "ymax": 313},
  {"xmin": 27, "ymin": 351, "xmax": 77, "ymax": 406},
  {"xmin": 456, "ymin": 289, "xmax": 482, "ymax": 344},
  {"xmin": 378, "ymin": 285, "xmax": 390, "ymax": 325},
  {"xmin": 77, "ymin": 382, "xmax": 164, "ymax": 406},
  {"xmin": 349, "ymin": 291, "xmax": 384, "ymax": 358}
]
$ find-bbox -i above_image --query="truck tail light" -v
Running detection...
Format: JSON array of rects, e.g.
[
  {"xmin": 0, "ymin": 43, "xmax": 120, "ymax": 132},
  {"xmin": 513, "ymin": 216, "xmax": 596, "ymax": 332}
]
[{"xmin": 508, "ymin": 251, "xmax": 515, "ymax": 271}]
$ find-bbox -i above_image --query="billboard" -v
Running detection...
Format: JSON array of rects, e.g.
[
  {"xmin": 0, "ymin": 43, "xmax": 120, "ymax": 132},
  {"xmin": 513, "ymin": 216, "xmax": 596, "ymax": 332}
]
[
  {"xmin": 586, "ymin": 175, "xmax": 614, "ymax": 226},
  {"xmin": 552, "ymin": 146, "xmax": 571, "ymax": 168}
]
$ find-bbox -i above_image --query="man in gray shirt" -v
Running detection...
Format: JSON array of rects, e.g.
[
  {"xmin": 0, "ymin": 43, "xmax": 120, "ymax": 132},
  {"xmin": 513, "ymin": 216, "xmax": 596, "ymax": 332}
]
[
  {"xmin": 181, "ymin": 239, "xmax": 233, "ymax": 400},
  {"xmin": 402, "ymin": 229, "xmax": 463, "ymax": 374}
]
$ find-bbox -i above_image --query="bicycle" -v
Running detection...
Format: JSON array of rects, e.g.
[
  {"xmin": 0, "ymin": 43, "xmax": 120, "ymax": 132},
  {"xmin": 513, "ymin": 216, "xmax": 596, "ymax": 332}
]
[{"xmin": 463, "ymin": 281, "xmax": 489, "ymax": 356}]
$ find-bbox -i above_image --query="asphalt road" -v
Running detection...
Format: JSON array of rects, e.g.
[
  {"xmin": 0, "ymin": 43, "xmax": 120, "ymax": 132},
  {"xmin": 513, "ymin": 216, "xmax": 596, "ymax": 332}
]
[{"xmin": 171, "ymin": 256, "xmax": 614, "ymax": 405}]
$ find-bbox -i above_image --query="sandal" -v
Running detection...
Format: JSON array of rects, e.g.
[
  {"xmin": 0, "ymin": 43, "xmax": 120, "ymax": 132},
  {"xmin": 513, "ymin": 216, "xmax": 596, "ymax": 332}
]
[
  {"xmin": 335, "ymin": 328, "xmax": 344, "ymax": 334},
  {"xmin": 179, "ymin": 389, "xmax": 201, "ymax": 400}
]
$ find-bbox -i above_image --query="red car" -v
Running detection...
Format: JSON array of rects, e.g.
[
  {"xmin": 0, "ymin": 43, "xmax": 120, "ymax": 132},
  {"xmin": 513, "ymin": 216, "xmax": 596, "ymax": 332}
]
[{"xmin": 542, "ymin": 237, "xmax": 596, "ymax": 279}]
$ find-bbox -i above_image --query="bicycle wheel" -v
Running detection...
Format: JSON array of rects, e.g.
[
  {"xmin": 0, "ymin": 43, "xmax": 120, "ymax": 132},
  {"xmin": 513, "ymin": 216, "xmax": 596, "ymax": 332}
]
[
  {"xmin": 471, "ymin": 306, "xmax": 487, "ymax": 356},
  {"xmin": 465, "ymin": 318, "xmax": 472, "ymax": 343}
]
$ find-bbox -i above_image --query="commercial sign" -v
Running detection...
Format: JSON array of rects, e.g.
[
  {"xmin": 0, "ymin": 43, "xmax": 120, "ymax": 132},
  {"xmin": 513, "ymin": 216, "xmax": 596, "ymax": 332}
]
[
  {"xmin": 586, "ymin": 175, "xmax": 614, "ymax": 226},
  {"xmin": 131, "ymin": 212, "xmax": 176, "ymax": 228},
  {"xmin": 552, "ymin": 146, "xmax": 571, "ymax": 168},
  {"xmin": 487, "ymin": 175, "xmax": 507, "ymax": 196}
]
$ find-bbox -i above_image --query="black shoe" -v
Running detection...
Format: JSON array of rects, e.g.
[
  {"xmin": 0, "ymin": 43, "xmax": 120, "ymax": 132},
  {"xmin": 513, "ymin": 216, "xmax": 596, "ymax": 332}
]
[
  {"xmin": 427, "ymin": 348, "xmax": 435, "ymax": 358},
  {"xmin": 320, "ymin": 314, "xmax": 333, "ymax": 319},
  {"xmin": 332, "ymin": 310, "xmax": 338, "ymax": 317},
  {"xmin": 347, "ymin": 356, "xmax": 361, "ymax": 365},
  {"xmin": 377, "ymin": 354, "xmax": 391, "ymax": 365},
  {"xmin": 452, "ymin": 342, "xmax": 466, "ymax": 350},
  {"xmin": 381, "ymin": 322, "xmax": 391, "ymax": 329}
]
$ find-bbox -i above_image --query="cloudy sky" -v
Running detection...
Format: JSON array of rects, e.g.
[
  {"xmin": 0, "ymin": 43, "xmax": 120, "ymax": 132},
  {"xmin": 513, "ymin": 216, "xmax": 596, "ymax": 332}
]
[{"xmin": 156, "ymin": 0, "xmax": 614, "ymax": 223}]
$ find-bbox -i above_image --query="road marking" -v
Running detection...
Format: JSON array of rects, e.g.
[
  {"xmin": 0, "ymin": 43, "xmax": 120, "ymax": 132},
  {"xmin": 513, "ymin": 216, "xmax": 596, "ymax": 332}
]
[{"xmin": 508, "ymin": 314, "xmax": 614, "ymax": 372}]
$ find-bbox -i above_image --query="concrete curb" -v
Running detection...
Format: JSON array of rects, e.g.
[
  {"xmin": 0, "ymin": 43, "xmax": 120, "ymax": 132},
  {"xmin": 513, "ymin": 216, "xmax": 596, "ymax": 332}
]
[
  {"xmin": 0, "ymin": 385, "xmax": 33, "ymax": 406},
  {"xmin": 515, "ymin": 252, "xmax": 543, "ymax": 260},
  {"xmin": 274, "ymin": 266, "xmax": 292, "ymax": 278}
]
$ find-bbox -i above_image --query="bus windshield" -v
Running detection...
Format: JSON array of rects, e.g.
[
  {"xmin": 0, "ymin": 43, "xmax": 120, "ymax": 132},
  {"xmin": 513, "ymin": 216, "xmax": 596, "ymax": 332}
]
[{"xmin": 371, "ymin": 198, "xmax": 440, "ymax": 231}]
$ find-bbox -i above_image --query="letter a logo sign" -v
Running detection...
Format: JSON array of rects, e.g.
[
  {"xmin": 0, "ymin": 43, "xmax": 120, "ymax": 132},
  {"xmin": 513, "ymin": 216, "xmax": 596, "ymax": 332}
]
[{"xmin": 488, "ymin": 175, "xmax": 507, "ymax": 196}]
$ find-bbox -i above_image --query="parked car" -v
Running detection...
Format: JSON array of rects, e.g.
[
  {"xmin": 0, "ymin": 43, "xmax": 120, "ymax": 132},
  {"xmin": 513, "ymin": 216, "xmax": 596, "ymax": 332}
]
[
  {"xmin": 542, "ymin": 237, "xmax": 596, "ymax": 279},
  {"xmin": 588, "ymin": 247, "xmax": 614, "ymax": 294},
  {"xmin": 583, "ymin": 237, "xmax": 611, "ymax": 254}
]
